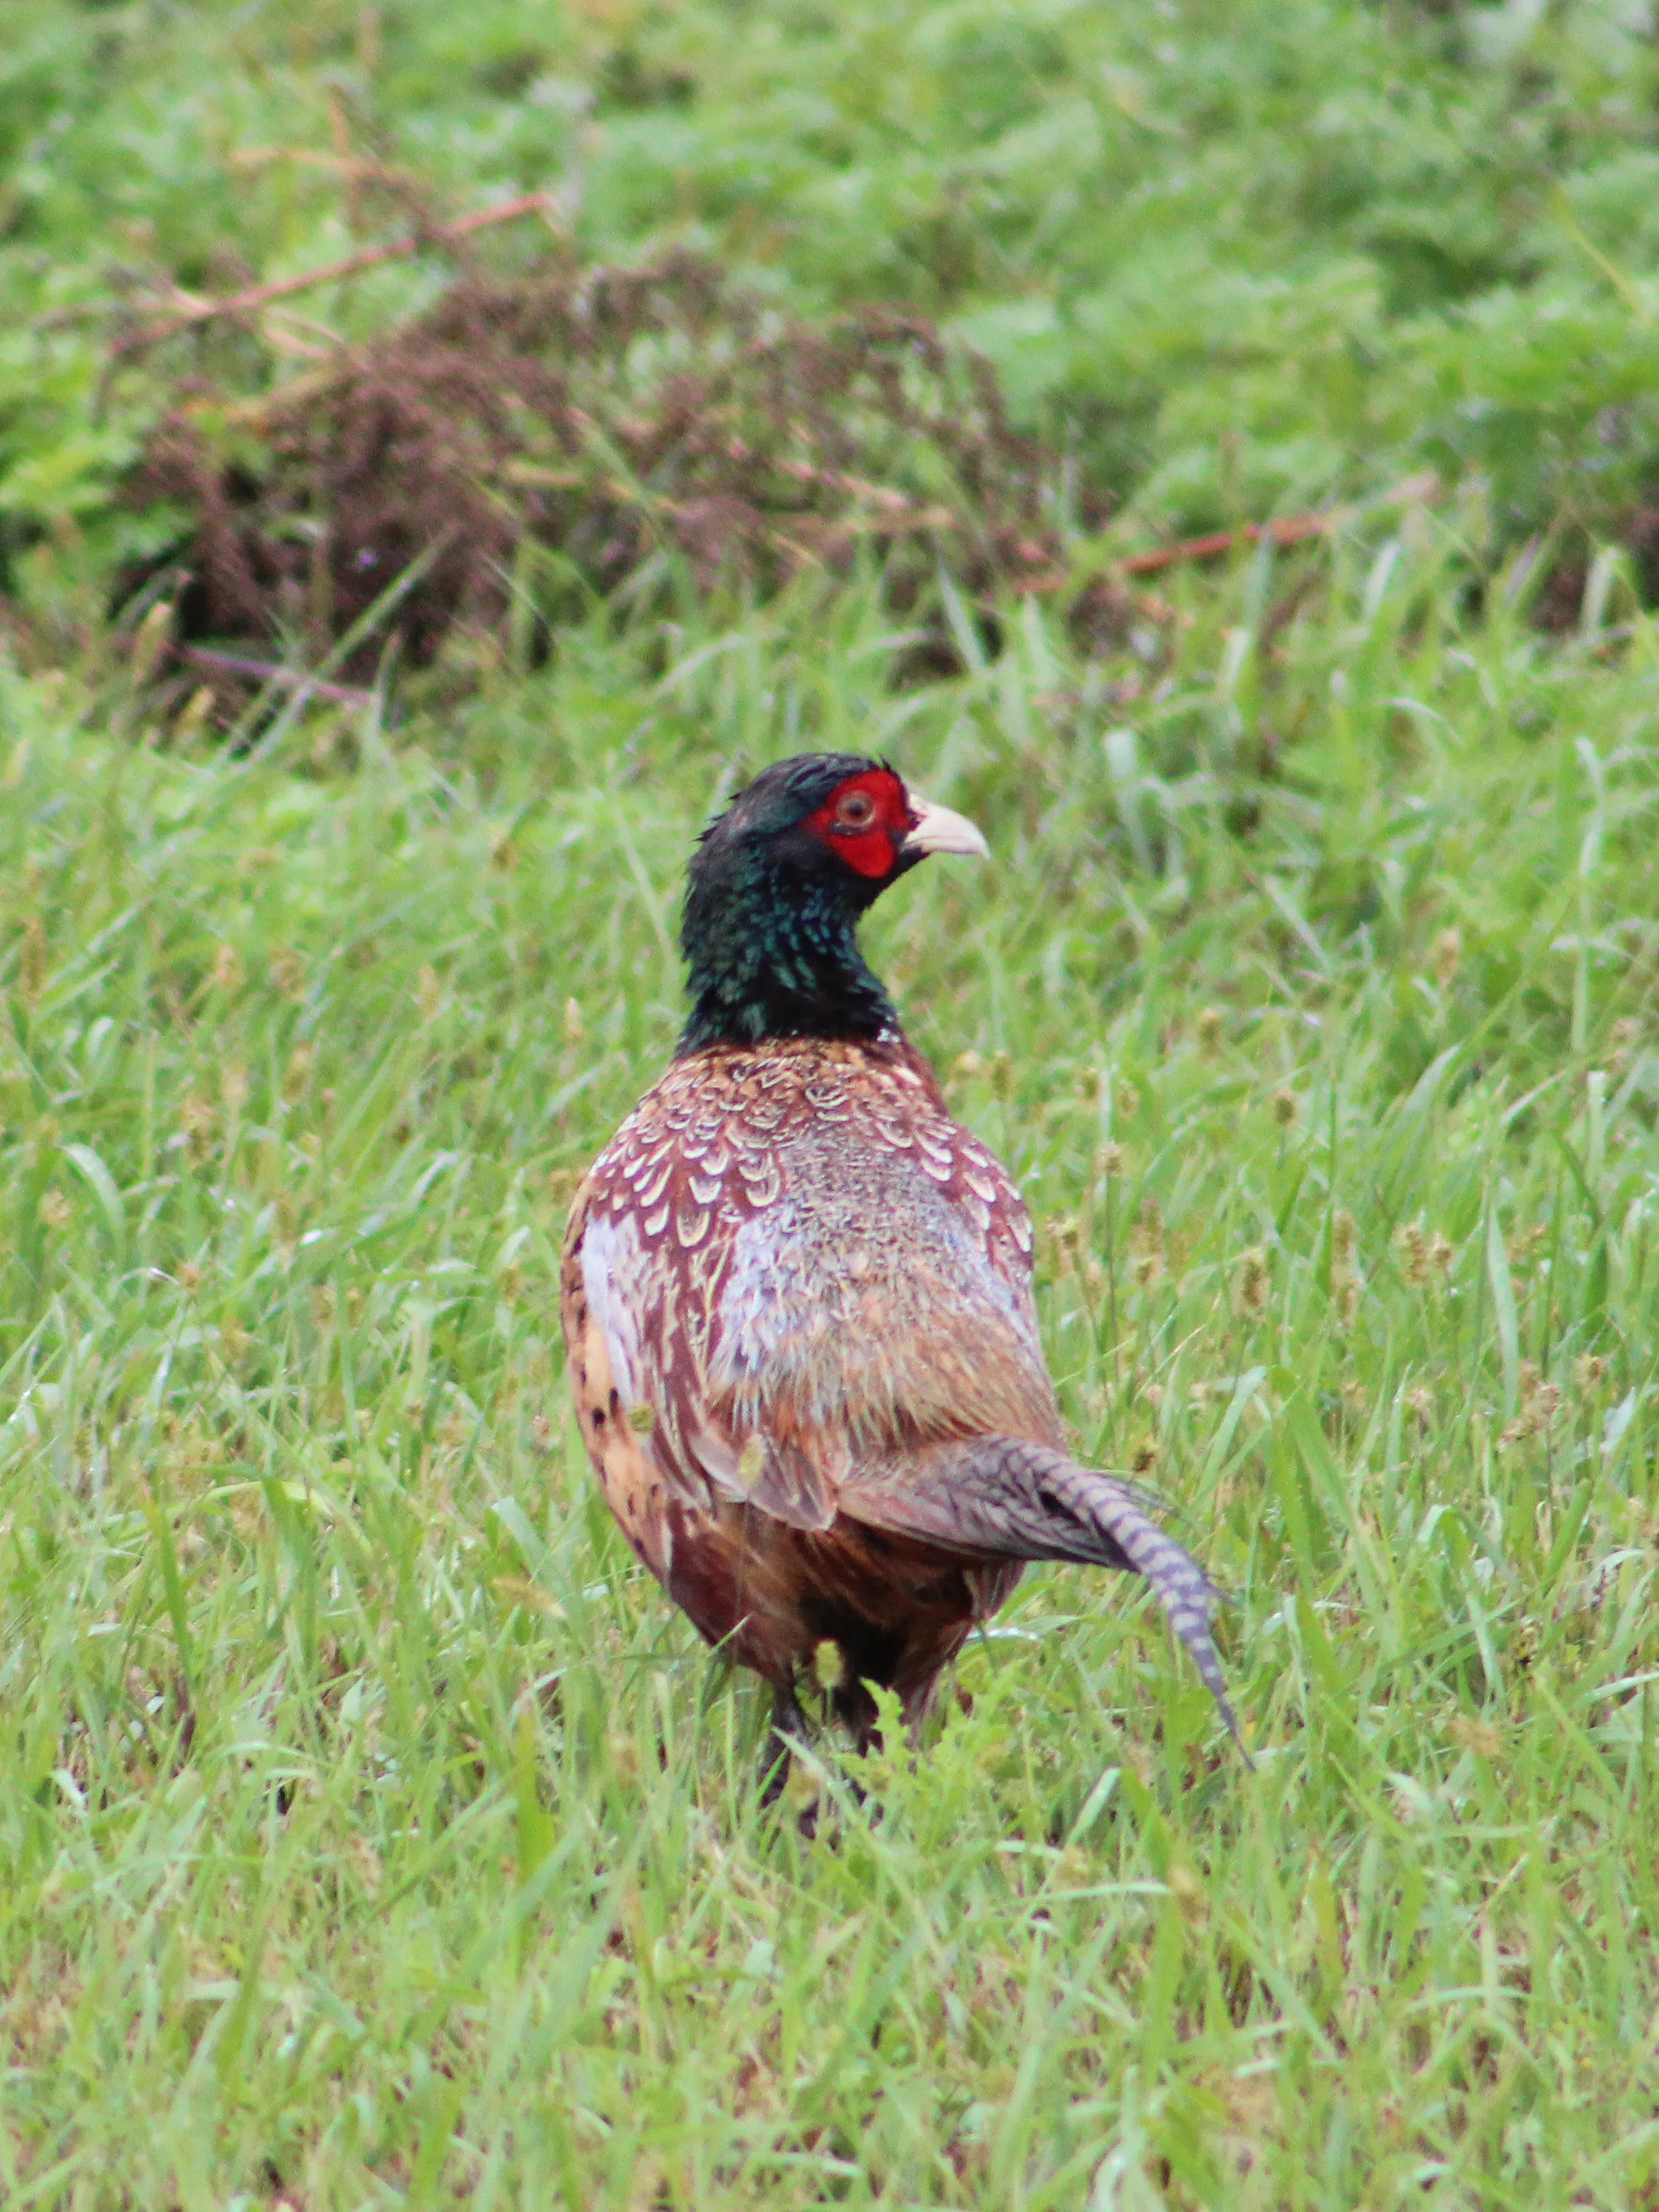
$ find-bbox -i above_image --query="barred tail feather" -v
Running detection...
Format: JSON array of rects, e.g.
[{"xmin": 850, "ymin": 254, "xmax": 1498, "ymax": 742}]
[
  {"xmin": 1067, "ymin": 1466, "xmax": 1244, "ymax": 1748},
  {"xmin": 845, "ymin": 1436, "xmax": 1245, "ymax": 1749}
]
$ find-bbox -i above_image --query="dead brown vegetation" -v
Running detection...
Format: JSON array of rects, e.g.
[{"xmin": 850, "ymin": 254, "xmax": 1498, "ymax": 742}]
[{"xmin": 128, "ymin": 251, "xmax": 1071, "ymax": 693}]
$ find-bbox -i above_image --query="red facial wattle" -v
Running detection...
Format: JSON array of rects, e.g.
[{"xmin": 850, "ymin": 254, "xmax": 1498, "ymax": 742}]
[{"xmin": 803, "ymin": 767, "xmax": 914, "ymax": 880}]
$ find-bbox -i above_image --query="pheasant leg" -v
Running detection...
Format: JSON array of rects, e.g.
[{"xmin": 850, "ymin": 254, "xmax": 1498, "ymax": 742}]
[{"xmin": 757, "ymin": 1679, "xmax": 811, "ymax": 1807}]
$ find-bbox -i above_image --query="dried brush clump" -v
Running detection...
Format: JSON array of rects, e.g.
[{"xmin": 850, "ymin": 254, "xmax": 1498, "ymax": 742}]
[{"xmin": 128, "ymin": 252, "xmax": 1068, "ymax": 690}]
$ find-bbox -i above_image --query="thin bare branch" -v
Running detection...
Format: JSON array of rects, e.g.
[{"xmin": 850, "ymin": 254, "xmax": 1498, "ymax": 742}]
[
  {"xmin": 176, "ymin": 645, "xmax": 375, "ymax": 708},
  {"xmin": 110, "ymin": 192, "xmax": 564, "ymax": 358},
  {"xmin": 1116, "ymin": 472, "xmax": 1440, "ymax": 577}
]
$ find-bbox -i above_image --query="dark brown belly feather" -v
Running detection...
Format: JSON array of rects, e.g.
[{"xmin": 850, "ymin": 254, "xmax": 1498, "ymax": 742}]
[{"xmin": 662, "ymin": 1499, "xmax": 1021, "ymax": 1713}]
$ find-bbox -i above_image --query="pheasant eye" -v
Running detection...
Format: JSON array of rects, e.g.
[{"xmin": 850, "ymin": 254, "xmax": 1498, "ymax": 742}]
[{"xmin": 835, "ymin": 790, "xmax": 877, "ymax": 831}]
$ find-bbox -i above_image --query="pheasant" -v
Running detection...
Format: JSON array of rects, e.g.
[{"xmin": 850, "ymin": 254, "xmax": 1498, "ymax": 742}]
[{"xmin": 560, "ymin": 752, "xmax": 1239, "ymax": 1790}]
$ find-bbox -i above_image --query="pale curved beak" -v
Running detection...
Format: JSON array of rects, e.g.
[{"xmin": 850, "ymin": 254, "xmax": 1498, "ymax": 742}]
[{"xmin": 903, "ymin": 793, "xmax": 989, "ymax": 861}]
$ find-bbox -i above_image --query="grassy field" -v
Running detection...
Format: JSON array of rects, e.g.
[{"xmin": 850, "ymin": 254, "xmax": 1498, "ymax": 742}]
[
  {"xmin": 5, "ymin": 541, "xmax": 1659, "ymax": 2206},
  {"xmin": 6, "ymin": 2, "xmax": 1659, "ymax": 2208}
]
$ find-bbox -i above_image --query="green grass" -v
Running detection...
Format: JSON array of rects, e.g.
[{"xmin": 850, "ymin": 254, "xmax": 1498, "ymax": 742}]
[
  {"xmin": 6, "ymin": 2, "xmax": 1659, "ymax": 2202},
  {"xmin": 4, "ymin": 521, "xmax": 1659, "ymax": 2205}
]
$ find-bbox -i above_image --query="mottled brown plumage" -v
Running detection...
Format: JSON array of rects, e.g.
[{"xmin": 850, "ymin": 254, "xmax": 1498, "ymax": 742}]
[{"xmin": 560, "ymin": 753, "xmax": 1238, "ymax": 1784}]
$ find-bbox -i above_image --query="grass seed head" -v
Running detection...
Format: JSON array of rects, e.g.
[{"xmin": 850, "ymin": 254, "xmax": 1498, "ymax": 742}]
[
  {"xmin": 1129, "ymin": 1198, "xmax": 1166, "ymax": 1287},
  {"xmin": 1271, "ymin": 1086, "xmax": 1299, "ymax": 1127},
  {"xmin": 1500, "ymin": 1360, "xmax": 1561, "ymax": 1447},
  {"xmin": 173, "ymin": 685, "xmax": 215, "ymax": 750},
  {"xmin": 282, "ymin": 1044, "xmax": 314, "ymax": 1102},
  {"xmin": 18, "ymin": 913, "xmax": 47, "ymax": 1003},
  {"xmin": 1396, "ymin": 1220, "xmax": 1429, "ymax": 1284},
  {"xmin": 1046, "ymin": 1216, "xmax": 1085, "ymax": 1271},
  {"xmin": 268, "ymin": 948, "xmax": 307, "ymax": 1001},
  {"xmin": 1445, "ymin": 1714, "xmax": 1502, "ymax": 1759},
  {"xmin": 1235, "ymin": 1245, "xmax": 1271, "ymax": 1315},
  {"xmin": 129, "ymin": 598, "xmax": 174, "ymax": 688},
  {"xmin": 179, "ymin": 1095, "xmax": 216, "ymax": 1163},
  {"xmin": 37, "ymin": 1187, "xmax": 69, "ymax": 1230},
  {"xmin": 1523, "ymin": 1362, "xmax": 1561, "ymax": 1422},
  {"xmin": 1431, "ymin": 928, "xmax": 1463, "ymax": 988},
  {"xmin": 812, "ymin": 1639, "xmax": 845, "ymax": 1692},
  {"xmin": 210, "ymin": 943, "xmax": 245, "ymax": 995},
  {"xmin": 1166, "ymin": 1861, "xmax": 1208, "ymax": 1923},
  {"xmin": 1196, "ymin": 1005, "xmax": 1223, "ymax": 1054}
]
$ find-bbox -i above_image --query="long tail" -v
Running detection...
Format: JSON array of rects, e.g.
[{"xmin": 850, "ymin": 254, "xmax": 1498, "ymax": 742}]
[{"xmin": 845, "ymin": 1437, "xmax": 1244, "ymax": 1748}]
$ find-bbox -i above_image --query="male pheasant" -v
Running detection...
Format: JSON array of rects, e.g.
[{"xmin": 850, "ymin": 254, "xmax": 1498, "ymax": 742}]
[{"xmin": 560, "ymin": 753, "xmax": 1238, "ymax": 1788}]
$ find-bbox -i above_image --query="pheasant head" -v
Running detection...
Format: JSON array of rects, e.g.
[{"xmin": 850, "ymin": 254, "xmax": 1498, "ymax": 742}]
[{"xmin": 679, "ymin": 753, "xmax": 988, "ymax": 1053}]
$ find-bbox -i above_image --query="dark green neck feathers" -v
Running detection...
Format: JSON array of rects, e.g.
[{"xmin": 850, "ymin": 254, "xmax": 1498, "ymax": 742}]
[{"xmin": 676, "ymin": 755, "xmax": 905, "ymax": 1054}]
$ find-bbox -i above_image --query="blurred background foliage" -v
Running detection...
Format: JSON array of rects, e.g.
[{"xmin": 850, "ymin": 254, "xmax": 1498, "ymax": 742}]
[{"xmin": 2, "ymin": 0, "xmax": 1659, "ymax": 652}]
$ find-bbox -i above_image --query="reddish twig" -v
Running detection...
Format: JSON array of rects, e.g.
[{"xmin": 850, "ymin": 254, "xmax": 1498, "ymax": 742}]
[
  {"xmin": 228, "ymin": 146, "xmax": 422, "ymax": 183},
  {"xmin": 176, "ymin": 644, "xmax": 375, "ymax": 707},
  {"xmin": 1116, "ymin": 472, "xmax": 1439, "ymax": 577},
  {"xmin": 111, "ymin": 191, "xmax": 562, "ymax": 357}
]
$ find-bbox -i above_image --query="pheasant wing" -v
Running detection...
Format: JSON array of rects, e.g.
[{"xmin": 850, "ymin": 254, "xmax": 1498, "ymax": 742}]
[{"xmin": 566, "ymin": 1039, "xmax": 1062, "ymax": 1532}]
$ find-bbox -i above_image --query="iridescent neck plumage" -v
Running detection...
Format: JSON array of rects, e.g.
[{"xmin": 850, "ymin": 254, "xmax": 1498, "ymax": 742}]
[{"xmin": 678, "ymin": 858, "xmax": 897, "ymax": 1053}]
